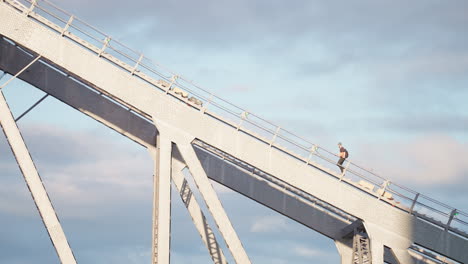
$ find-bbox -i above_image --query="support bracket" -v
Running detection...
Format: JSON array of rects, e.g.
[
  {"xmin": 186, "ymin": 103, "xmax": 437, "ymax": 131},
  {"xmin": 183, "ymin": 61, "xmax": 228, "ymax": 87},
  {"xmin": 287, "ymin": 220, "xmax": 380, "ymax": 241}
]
[
  {"xmin": 130, "ymin": 53, "xmax": 143, "ymax": 75},
  {"xmin": 0, "ymin": 55, "xmax": 41, "ymax": 90},
  {"xmin": 15, "ymin": 93, "xmax": 49, "ymax": 122},
  {"xmin": 61, "ymin": 15, "xmax": 74, "ymax": 36},
  {"xmin": 97, "ymin": 37, "xmax": 111, "ymax": 57},
  {"xmin": 24, "ymin": 0, "xmax": 37, "ymax": 16}
]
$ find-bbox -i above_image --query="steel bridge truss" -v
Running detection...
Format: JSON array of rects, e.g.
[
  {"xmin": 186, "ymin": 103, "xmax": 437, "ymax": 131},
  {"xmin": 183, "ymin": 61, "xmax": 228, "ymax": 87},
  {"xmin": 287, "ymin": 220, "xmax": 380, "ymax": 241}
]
[
  {"xmin": 1, "ymin": 0, "xmax": 467, "ymax": 263},
  {"xmin": 0, "ymin": 59, "xmax": 250, "ymax": 264}
]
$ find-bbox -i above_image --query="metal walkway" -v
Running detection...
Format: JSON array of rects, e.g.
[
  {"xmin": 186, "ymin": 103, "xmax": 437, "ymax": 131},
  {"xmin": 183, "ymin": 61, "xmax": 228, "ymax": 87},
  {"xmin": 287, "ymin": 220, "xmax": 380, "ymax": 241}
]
[{"xmin": 0, "ymin": 0, "xmax": 467, "ymax": 263}]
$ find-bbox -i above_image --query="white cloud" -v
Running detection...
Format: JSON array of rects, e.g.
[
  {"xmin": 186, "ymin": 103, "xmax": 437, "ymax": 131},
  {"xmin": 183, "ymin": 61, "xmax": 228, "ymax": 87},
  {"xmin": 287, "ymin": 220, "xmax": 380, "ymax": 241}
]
[
  {"xmin": 79, "ymin": 246, "xmax": 151, "ymax": 264},
  {"xmin": 293, "ymin": 245, "xmax": 325, "ymax": 258},
  {"xmin": 250, "ymin": 215, "xmax": 289, "ymax": 233},
  {"xmin": 0, "ymin": 123, "xmax": 153, "ymax": 218},
  {"xmin": 359, "ymin": 134, "xmax": 468, "ymax": 186},
  {"xmin": 0, "ymin": 189, "xmax": 32, "ymax": 216}
]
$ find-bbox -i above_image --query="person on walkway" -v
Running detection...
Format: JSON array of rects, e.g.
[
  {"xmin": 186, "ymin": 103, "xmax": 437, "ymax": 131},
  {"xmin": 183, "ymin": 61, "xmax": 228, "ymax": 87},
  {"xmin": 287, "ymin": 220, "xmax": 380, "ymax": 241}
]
[{"xmin": 337, "ymin": 142, "xmax": 349, "ymax": 173}]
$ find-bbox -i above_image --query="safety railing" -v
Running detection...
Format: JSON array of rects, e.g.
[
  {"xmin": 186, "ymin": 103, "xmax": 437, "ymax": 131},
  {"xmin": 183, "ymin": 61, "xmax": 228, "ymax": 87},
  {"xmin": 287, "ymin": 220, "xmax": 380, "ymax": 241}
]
[
  {"xmin": 2, "ymin": 0, "xmax": 467, "ymax": 238},
  {"xmin": 193, "ymin": 139, "xmax": 358, "ymax": 224}
]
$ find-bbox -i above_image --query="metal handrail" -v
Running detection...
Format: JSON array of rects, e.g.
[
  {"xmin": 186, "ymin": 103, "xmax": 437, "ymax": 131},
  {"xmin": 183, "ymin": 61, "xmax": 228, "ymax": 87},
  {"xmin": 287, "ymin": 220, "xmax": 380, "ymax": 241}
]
[
  {"xmin": 193, "ymin": 140, "xmax": 358, "ymax": 223},
  {"xmin": 3, "ymin": 0, "xmax": 467, "ymax": 236}
]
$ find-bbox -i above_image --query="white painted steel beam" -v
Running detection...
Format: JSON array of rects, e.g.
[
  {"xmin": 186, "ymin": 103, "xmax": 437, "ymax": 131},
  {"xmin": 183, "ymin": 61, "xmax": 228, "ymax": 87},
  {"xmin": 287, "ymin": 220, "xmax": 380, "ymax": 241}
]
[
  {"xmin": 148, "ymin": 138, "xmax": 172, "ymax": 264},
  {"xmin": 177, "ymin": 142, "xmax": 251, "ymax": 264},
  {"xmin": 371, "ymin": 241, "xmax": 384, "ymax": 264},
  {"xmin": 171, "ymin": 155, "xmax": 228, "ymax": 264},
  {"xmin": 0, "ymin": 90, "xmax": 76, "ymax": 264},
  {"xmin": 149, "ymin": 143, "xmax": 160, "ymax": 264},
  {"xmin": 335, "ymin": 240, "xmax": 353, "ymax": 264},
  {"xmin": 0, "ymin": 39, "xmax": 156, "ymax": 146}
]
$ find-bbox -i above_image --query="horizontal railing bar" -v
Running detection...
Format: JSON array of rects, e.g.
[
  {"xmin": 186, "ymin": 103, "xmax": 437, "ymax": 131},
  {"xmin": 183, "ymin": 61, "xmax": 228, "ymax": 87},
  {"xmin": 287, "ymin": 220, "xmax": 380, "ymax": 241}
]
[
  {"xmin": 138, "ymin": 61, "xmax": 172, "ymax": 80},
  {"xmin": 275, "ymin": 133, "xmax": 310, "ymax": 151},
  {"xmin": 67, "ymin": 24, "xmax": 105, "ymax": 44},
  {"xmin": 33, "ymin": 4, "xmax": 68, "ymax": 24},
  {"xmin": 72, "ymin": 17, "xmax": 108, "ymax": 38},
  {"xmin": 414, "ymin": 203, "xmax": 451, "ymax": 217},
  {"xmin": 108, "ymin": 40, "xmax": 141, "ymax": 58},
  {"xmin": 37, "ymin": 0, "xmax": 71, "ymax": 17},
  {"xmin": 417, "ymin": 194, "xmax": 457, "ymax": 210},
  {"xmin": 106, "ymin": 45, "xmax": 139, "ymax": 65}
]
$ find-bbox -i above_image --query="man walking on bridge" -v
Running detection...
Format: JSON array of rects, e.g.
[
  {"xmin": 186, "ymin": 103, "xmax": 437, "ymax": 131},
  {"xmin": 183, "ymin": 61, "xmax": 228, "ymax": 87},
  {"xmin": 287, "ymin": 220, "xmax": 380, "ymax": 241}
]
[{"xmin": 337, "ymin": 142, "xmax": 349, "ymax": 173}]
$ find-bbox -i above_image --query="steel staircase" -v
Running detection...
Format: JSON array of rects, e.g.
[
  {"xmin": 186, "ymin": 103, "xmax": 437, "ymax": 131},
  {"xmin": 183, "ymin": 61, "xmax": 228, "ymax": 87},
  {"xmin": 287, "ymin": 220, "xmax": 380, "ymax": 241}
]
[{"xmin": 351, "ymin": 229, "xmax": 372, "ymax": 264}]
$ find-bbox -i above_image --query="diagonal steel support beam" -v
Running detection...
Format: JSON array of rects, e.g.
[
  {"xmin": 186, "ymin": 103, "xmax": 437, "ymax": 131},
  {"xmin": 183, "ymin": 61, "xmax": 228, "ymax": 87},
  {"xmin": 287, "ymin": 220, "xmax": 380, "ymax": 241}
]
[
  {"xmin": 15, "ymin": 93, "xmax": 49, "ymax": 122},
  {"xmin": 171, "ymin": 155, "xmax": 228, "ymax": 264},
  {"xmin": 177, "ymin": 142, "xmax": 251, "ymax": 264},
  {"xmin": 0, "ymin": 91, "xmax": 76, "ymax": 263},
  {"xmin": 0, "ymin": 55, "xmax": 41, "ymax": 90},
  {"xmin": 148, "ymin": 137, "xmax": 172, "ymax": 264}
]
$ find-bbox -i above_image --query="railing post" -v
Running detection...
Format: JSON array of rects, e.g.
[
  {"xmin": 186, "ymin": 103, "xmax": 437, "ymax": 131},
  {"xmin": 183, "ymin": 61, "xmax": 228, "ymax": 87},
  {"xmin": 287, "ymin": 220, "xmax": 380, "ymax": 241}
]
[
  {"xmin": 378, "ymin": 180, "xmax": 390, "ymax": 200},
  {"xmin": 269, "ymin": 126, "xmax": 281, "ymax": 146},
  {"xmin": 200, "ymin": 94, "xmax": 213, "ymax": 114},
  {"xmin": 305, "ymin": 145, "xmax": 318, "ymax": 165},
  {"xmin": 409, "ymin": 193, "xmax": 420, "ymax": 214},
  {"xmin": 445, "ymin": 209, "xmax": 457, "ymax": 231},
  {"xmin": 131, "ymin": 54, "xmax": 144, "ymax": 75},
  {"xmin": 61, "ymin": 15, "xmax": 74, "ymax": 36},
  {"xmin": 98, "ymin": 37, "xmax": 111, "ymax": 57},
  {"xmin": 24, "ymin": 0, "xmax": 37, "ymax": 16},
  {"xmin": 237, "ymin": 111, "xmax": 248, "ymax": 131},
  {"xmin": 339, "ymin": 160, "xmax": 351, "ymax": 181},
  {"xmin": 165, "ymin": 75, "xmax": 178, "ymax": 94}
]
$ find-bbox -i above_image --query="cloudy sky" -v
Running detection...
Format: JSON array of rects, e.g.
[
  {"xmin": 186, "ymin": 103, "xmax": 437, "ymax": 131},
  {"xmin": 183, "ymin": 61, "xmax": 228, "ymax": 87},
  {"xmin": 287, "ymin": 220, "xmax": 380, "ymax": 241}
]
[{"xmin": 1, "ymin": 0, "xmax": 467, "ymax": 263}]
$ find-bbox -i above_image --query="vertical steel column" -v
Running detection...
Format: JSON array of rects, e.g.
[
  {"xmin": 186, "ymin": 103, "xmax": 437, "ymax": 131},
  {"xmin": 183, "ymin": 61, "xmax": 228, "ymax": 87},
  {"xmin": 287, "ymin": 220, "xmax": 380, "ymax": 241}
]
[
  {"xmin": 0, "ymin": 91, "xmax": 77, "ymax": 264},
  {"xmin": 335, "ymin": 240, "xmax": 354, "ymax": 264},
  {"xmin": 149, "ymin": 137, "xmax": 172, "ymax": 264},
  {"xmin": 370, "ymin": 240, "xmax": 383, "ymax": 264},
  {"xmin": 150, "ymin": 137, "xmax": 160, "ymax": 264}
]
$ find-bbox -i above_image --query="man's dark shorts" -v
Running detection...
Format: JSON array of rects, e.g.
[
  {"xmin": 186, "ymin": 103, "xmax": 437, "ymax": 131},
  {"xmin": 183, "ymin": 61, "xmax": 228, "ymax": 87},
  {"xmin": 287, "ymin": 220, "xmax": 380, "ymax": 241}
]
[{"xmin": 337, "ymin": 157, "xmax": 346, "ymax": 172}]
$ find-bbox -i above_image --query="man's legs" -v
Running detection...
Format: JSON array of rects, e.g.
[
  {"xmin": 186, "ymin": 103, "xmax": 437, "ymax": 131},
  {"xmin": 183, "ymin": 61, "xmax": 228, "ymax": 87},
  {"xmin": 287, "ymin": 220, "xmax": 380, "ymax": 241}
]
[{"xmin": 337, "ymin": 158, "xmax": 345, "ymax": 173}]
